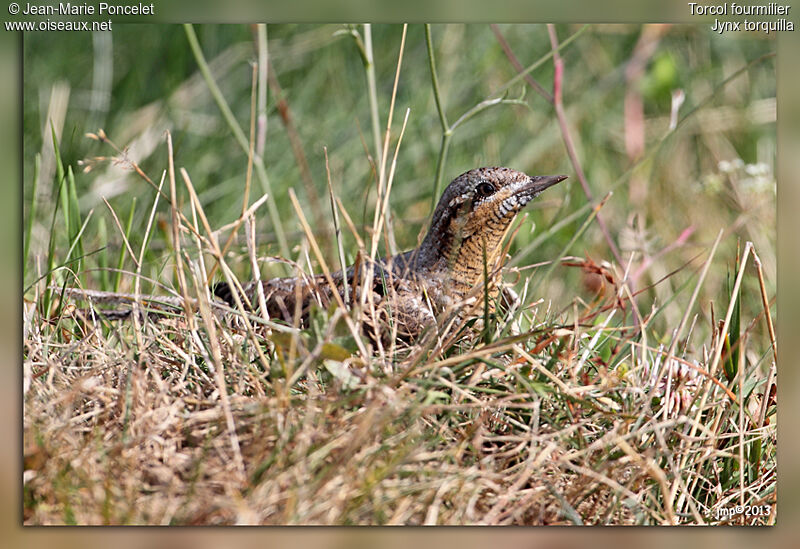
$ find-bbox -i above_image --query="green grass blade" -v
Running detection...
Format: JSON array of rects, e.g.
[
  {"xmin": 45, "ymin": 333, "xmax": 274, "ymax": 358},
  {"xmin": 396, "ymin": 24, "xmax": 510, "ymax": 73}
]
[
  {"xmin": 50, "ymin": 124, "xmax": 69, "ymax": 237},
  {"xmin": 66, "ymin": 166, "xmax": 85, "ymax": 285},
  {"xmin": 97, "ymin": 217, "xmax": 110, "ymax": 290},
  {"xmin": 529, "ymin": 193, "xmax": 610, "ymax": 298},
  {"xmin": 113, "ymin": 198, "xmax": 137, "ymax": 292}
]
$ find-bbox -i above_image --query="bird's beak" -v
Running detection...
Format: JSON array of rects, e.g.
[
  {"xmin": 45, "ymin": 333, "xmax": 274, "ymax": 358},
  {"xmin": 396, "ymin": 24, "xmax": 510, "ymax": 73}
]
[
  {"xmin": 524, "ymin": 174, "xmax": 568, "ymax": 195},
  {"xmin": 511, "ymin": 174, "xmax": 568, "ymax": 206}
]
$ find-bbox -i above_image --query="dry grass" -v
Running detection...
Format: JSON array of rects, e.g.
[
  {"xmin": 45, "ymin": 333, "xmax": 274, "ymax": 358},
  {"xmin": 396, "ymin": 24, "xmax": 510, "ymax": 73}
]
[{"xmin": 22, "ymin": 254, "xmax": 777, "ymax": 524}]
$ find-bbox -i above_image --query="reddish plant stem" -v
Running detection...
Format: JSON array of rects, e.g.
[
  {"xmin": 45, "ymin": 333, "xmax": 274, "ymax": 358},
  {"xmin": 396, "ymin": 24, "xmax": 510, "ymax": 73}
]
[
  {"xmin": 546, "ymin": 25, "xmax": 621, "ymax": 265},
  {"xmin": 545, "ymin": 24, "xmax": 642, "ymax": 328},
  {"xmin": 490, "ymin": 25, "xmax": 553, "ymax": 104},
  {"xmin": 624, "ymin": 25, "xmax": 669, "ymax": 207},
  {"xmin": 493, "ymin": 25, "xmax": 626, "ymax": 271}
]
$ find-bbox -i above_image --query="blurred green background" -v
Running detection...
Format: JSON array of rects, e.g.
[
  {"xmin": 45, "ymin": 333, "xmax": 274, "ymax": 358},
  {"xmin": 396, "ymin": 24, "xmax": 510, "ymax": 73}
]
[{"xmin": 23, "ymin": 24, "xmax": 775, "ymax": 346}]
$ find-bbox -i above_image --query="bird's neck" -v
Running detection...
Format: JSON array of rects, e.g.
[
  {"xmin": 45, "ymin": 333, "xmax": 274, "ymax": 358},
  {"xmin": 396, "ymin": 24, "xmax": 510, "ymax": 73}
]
[{"xmin": 412, "ymin": 221, "xmax": 509, "ymax": 301}]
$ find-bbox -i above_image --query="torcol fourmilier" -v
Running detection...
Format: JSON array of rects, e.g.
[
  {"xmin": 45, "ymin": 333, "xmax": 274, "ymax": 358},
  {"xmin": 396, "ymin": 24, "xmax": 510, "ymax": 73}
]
[{"xmin": 688, "ymin": 3, "xmax": 793, "ymax": 34}]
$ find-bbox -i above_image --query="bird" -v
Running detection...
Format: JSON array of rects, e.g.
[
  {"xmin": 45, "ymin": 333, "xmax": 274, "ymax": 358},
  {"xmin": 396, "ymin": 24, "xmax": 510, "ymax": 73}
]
[
  {"xmin": 213, "ymin": 167, "xmax": 567, "ymax": 342},
  {"xmin": 57, "ymin": 167, "xmax": 565, "ymax": 340}
]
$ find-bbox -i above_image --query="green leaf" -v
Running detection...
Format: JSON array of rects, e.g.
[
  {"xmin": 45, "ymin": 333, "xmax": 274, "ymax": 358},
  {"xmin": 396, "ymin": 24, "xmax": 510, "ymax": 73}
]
[
  {"xmin": 320, "ymin": 342, "xmax": 353, "ymax": 362},
  {"xmin": 749, "ymin": 438, "xmax": 762, "ymax": 466}
]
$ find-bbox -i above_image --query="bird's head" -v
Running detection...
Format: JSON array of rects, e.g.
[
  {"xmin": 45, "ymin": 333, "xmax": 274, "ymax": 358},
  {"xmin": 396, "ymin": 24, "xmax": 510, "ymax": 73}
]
[{"xmin": 416, "ymin": 167, "xmax": 567, "ymax": 272}]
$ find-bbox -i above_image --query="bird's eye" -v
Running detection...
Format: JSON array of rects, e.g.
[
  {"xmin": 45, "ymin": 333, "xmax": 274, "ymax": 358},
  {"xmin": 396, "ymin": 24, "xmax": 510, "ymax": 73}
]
[{"xmin": 476, "ymin": 181, "xmax": 495, "ymax": 196}]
